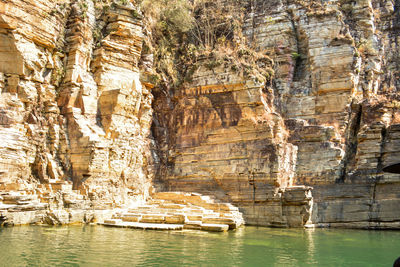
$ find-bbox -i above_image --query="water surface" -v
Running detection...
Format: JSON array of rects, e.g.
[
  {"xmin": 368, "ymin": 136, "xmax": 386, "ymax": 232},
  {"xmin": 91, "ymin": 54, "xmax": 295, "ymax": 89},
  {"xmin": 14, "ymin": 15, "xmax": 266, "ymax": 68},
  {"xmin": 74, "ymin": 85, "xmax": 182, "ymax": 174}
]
[{"xmin": 0, "ymin": 225, "xmax": 399, "ymax": 266}]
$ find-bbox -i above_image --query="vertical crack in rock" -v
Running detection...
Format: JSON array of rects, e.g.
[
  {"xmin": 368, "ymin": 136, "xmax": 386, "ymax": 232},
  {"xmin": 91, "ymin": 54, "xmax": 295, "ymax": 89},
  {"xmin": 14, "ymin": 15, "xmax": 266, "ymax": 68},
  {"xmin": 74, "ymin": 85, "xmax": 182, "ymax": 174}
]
[
  {"xmin": 287, "ymin": 8, "xmax": 306, "ymax": 82},
  {"xmin": 338, "ymin": 102, "xmax": 363, "ymax": 183},
  {"xmin": 377, "ymin": 126, "xmax": 388, "ymax": 173},
  {"xmin": 368, "ymin": 125, "xmax": 386, "ymax": 223}
]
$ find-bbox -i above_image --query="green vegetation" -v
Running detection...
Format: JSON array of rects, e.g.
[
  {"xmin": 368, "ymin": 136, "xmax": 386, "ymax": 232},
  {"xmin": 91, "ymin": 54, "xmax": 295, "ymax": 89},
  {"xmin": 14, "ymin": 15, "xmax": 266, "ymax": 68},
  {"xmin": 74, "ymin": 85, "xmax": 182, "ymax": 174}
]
[
  {"xmin": 291, "ymin": 52, "xmax": 301, "ymax": 60},
  {"xmin": 138, "ymin": 0, "xmax": 275, "ymax": 88}
]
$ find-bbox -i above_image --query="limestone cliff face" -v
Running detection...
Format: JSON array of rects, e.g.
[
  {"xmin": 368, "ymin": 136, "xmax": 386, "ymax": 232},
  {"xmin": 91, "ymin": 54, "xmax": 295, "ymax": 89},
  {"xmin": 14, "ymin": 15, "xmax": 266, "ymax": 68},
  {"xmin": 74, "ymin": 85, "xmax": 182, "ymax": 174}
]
[
  {"xmin": 0, "ymin": 0, "xmax": 153, "ymax": 223},
  {"xmin": 1, "ymin": 0, "xmax": 400, "ymax": 228},
  {"xmin": 152, "ymin": 0, "xmax": 400, "ymax": 228}
]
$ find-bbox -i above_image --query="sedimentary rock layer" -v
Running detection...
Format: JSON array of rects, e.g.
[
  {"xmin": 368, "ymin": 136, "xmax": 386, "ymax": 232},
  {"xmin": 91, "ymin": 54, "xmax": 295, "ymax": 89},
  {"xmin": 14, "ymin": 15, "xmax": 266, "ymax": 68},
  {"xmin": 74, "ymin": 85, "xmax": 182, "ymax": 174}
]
[
  {"xmin": 0, "ymin": 0, "xmax": 154, "ymax": 225},
  {"xmin": 1, "ymin": 0, "xmax": 400, "ymax": 228},
  {"xmin": 152, "ymin": 0, "xmax": 400, "ymax": 228}
]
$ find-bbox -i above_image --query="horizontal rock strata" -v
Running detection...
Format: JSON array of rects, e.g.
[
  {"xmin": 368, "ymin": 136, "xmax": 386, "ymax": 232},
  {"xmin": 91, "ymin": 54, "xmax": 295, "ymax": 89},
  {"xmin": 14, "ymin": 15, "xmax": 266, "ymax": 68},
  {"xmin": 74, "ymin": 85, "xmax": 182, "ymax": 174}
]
[
  {"xmin": 102, "ymin": 192, "xmax": 244, "ymax": 232},
  {"xmin": 152, "ymin": 0, "xmax": 400, "ymax": 229},
  {"xmin": 0, "ymin": 0, "xmax": 154, "ymax": 225},
  {"xmin": 1, "ymin": 0, "xmax": 400, "ymax": 229}
]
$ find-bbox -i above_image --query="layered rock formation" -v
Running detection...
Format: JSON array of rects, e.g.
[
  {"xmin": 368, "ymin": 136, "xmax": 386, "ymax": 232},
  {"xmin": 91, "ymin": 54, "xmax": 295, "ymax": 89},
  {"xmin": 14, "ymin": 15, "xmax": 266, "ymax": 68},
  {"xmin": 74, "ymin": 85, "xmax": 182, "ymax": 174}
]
[
  {"xmin": 151, "ymin": 0, "xmax": 400, "ymax": 228},
  {"xmin": 0, "ymin": 0, "xmax": 154, "ymax": 225},
  {"xmin": 152, "ymin": 63, "xmax": 313, "ymax": 227},
  {"xmin": 103, "ymin": 192, "xmax": 244, "ymax": 231},
  {"xmin": 1, "ymin": 0, "xmax": 400, "ymax": 229}
]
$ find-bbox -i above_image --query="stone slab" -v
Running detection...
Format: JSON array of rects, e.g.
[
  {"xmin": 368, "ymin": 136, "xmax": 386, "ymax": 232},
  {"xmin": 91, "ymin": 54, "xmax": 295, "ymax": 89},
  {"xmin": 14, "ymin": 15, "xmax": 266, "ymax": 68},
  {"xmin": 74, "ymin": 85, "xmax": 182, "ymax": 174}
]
[{"xmin": 201, "ymin": 224, "xmax": 229, "ymax": 232}]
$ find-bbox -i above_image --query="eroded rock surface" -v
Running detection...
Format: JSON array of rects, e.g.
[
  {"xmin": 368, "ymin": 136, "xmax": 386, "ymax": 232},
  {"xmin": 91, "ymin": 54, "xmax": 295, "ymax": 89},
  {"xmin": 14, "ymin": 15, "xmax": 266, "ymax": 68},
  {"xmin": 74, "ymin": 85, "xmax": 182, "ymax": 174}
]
[
  {"xmin": 103, "ymin": 192, "xmax": 244, "ymax": 231},
  {"xmin": 0, "ymin": 0, "xmax": 153, "ymax": 225},
  {"xmin": 152, "ymin": 0, "xmax": 400, "ymax": 228},
  {"xmin": 1, "ymin": 0, "xmax": 400, "ymax": 229}
]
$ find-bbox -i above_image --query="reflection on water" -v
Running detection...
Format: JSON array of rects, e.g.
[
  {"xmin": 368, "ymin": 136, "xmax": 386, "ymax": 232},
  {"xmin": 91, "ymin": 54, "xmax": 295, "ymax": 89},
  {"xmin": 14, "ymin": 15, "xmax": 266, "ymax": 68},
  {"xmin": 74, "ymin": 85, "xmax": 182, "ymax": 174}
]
[
  {"xmin": 305, "ymin": 228, "xmax": 316, "ymax": 265},
  {"xmin": 0, "ymin": 225, "xmax": 399, "ymax": 266}
]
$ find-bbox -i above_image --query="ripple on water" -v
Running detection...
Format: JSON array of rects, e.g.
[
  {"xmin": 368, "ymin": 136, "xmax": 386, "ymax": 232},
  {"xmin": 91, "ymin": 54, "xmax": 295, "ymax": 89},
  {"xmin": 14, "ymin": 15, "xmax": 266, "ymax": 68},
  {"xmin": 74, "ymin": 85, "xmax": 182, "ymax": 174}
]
[{"xmin": 0, "ymin": 226, "xmax": 400, "ymax": 267}]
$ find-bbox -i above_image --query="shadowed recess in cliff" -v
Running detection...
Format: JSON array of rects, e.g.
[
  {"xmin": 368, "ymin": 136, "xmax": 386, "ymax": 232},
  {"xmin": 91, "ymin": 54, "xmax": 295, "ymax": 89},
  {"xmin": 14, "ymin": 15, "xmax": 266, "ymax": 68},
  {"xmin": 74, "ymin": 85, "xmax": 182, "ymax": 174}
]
[
  {"xmin": 205, "ymin": 91, "xmax": 242, "ymax": 128},
  {"xmin": 337, "ymin": 102, "xmax": 363, "ymax": 183}
]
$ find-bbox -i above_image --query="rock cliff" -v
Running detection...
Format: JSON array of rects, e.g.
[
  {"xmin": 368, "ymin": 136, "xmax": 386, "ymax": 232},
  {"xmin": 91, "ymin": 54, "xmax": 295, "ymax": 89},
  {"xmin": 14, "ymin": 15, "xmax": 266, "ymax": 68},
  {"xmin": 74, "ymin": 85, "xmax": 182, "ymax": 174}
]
[
  {"xmin": 1, "ymin": 0, "xmax": 400, "ymax": 228},
  {"xmin": 151, "ymin": 0, "xmax": 400, "ymax": 228},
  {"xmin": 0, "ymin": 0, "xmax": 153, "ymax": 224}
]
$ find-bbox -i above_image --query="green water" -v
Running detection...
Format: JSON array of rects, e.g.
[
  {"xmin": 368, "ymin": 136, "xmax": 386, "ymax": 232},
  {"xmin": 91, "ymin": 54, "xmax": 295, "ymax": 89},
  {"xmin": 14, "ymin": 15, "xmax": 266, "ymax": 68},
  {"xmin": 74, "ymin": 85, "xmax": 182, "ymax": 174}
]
[{"xmin": 0, "ymin": 226, "xmax": 399, "ymax": 266}]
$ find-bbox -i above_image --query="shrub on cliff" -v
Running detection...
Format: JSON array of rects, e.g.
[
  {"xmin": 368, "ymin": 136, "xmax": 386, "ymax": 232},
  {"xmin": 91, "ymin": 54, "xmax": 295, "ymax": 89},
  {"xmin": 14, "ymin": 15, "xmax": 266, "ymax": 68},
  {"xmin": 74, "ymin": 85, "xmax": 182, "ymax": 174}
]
[{"xmin": 138, "ymin": 0, "xmax": 274, "ymax": 89}]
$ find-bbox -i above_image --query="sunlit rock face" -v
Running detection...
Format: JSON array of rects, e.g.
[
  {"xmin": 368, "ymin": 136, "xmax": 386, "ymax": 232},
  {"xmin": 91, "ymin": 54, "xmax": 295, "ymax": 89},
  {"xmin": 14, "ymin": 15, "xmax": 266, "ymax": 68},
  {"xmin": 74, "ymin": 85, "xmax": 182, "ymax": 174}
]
[
  {"xmin": 1, "ymin": 0, "xmax": 400, "ymax": 228},
  {"xmin": 152, "ymin": 0, "xmax": 400, "ymax": 228},
  {"xmin": 0, "ymin": 0, "xmax": 153, "ymax": 224}
]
